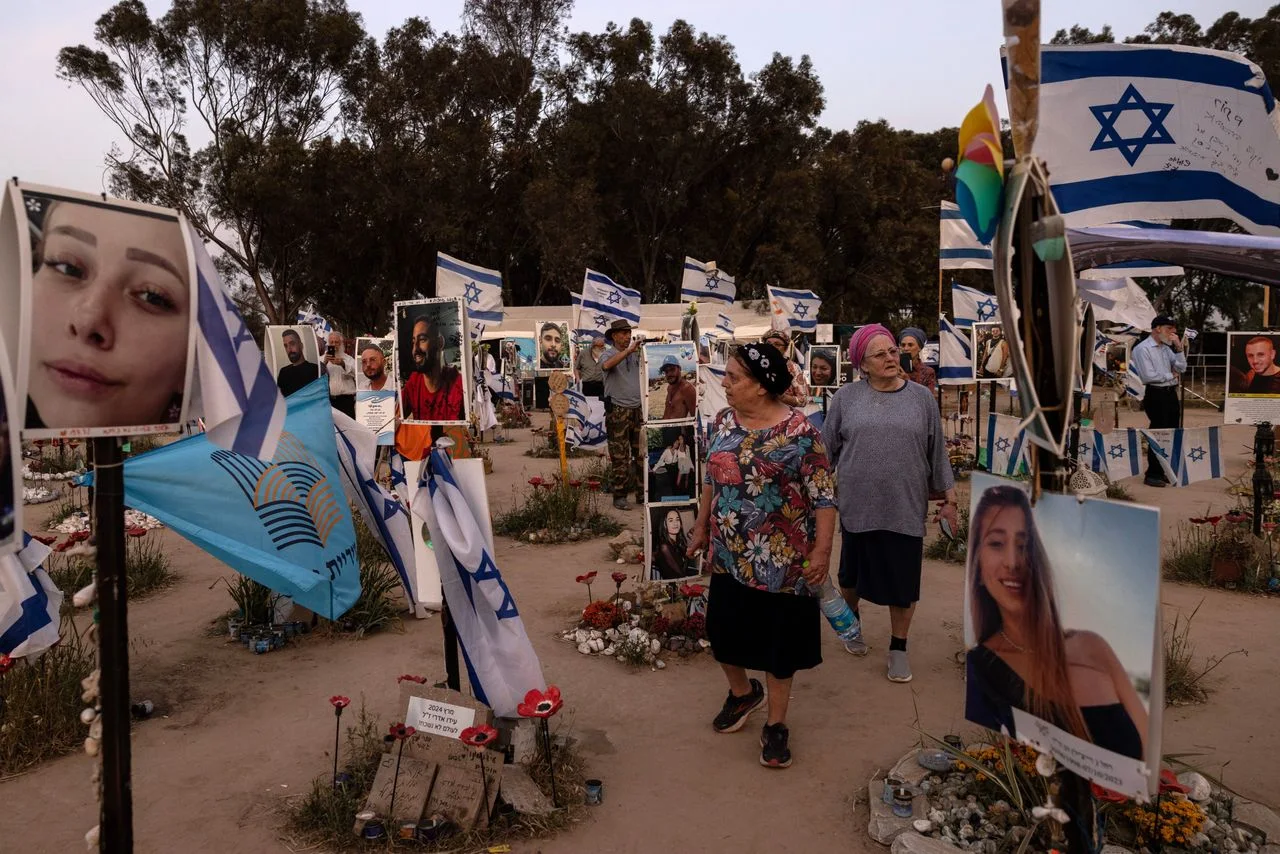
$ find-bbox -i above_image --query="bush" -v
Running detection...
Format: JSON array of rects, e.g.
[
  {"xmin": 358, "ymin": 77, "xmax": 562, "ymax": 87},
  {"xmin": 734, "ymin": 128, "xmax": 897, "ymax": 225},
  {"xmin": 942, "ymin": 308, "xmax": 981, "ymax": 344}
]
[
  {"xmin": 1162, "ymin": 523, "xmax": 1215, "ymax": 584},
  {"xmin": 45, "ymin": 500, "xmax": 82, "ymax": 528},
  {"xmin": 0, "ymin": 621, "xmax": 97, "ymax": 774},
  {"xmin": 1164, "ymin": 602, "xmax": 1247, "ymax": 707},
  {"xmin": 494, "ymin": 477, "xmax": 620, "ymax": 543},
  {"xmin": 46, "ymin": 534, "xmax": 176, "ymax": 611},
  {"xmin": 287, "ymin": 700, "xmax": 384, "ymax": 846},
  {"xmin": 339, "ymin": 560, "xmax": 405, "ymax": 638},
  {"xmin": 924, "ymin": 505, "xmax": 969, "ymax": 564},
  {"xmin": 1105, "ymin": 482, "xmax": 1134, "ymax": 502}
]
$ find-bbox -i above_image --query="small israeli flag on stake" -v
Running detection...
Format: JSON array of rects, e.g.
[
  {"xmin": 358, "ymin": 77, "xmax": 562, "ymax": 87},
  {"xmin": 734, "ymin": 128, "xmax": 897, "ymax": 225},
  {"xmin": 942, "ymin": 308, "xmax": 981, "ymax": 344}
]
[
  {"xmin": 681, "ymin": 257, "xmax": 736, "ymax": 304},
  {"xmin": 566, "ymin": 388, "xmax": 606, "ymax": 449},
  {"xmin": 767, "ymin": 285, "xmax": 821, "ymax": 332},
  {"xmin": 940, "ymin": 201, "xmax": 995, "ymax": 269},
  {"xmin": 0, "ymin": 535, "xmax": 63, "ymax": 658},
  {"xmin": 951, "ymin": 282, "xmax": 1001, "ymax": 328},
  {"xmin": 938, "ymin": 315, "xmax": 973, "ymax": 385},
  {"xmin": 985, "ymin": 413, "xmax": 1030, "ymax": 477},
  {"xmin": 715, "ymin": 312, "xmax": 735, "ymax": 337},
  {"xmin": 436, "ymin": 252, "xmax": 503, "ymax": 341}
]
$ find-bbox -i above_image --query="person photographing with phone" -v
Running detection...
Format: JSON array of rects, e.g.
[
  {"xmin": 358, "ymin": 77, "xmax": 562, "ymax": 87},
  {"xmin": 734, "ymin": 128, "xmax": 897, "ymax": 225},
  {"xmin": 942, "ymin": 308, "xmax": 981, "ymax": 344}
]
[
  {"xmin": 1130, "ymin": 315, "xmax": 1187, "ymax": 488},
  {"xmin": 324, "ymin": 331, "xmax": 357, "ymax": 418}
]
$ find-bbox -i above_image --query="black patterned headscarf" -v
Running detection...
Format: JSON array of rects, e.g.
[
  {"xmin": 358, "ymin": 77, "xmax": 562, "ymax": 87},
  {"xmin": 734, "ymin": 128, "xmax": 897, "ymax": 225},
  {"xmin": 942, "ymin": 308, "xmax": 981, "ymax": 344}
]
[{"xmin": 737, "ymin": 342, "xmax": 792, "ymax": 397}]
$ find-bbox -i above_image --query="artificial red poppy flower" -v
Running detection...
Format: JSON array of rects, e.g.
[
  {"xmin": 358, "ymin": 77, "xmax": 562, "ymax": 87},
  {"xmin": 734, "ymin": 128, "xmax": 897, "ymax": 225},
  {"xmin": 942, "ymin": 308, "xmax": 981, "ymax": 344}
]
[
  {"xmin": 569, "ymin": 480, "xmax": 583, "ymax": 488},
  {"xmin": 458, "ymin": 724, "xmax": 500, "ymax": 752},
  {"xmin": 1188, "ymin": 517, "xmax": 1207, "ymax": 525},
  {"xmin": 586, "ymin": 479, "xmax": 602, "ymax": 491},
  {"xmin": 388, "ymin": 722, "xmax": 417, "ymax": 740},
  {"xmin": 1090, "ymin": 782, "xmax": 1128, "ymax": 803},
  {"xmin": 31, "ymin": 534, "xmax": 56, "ymax": 546},
  {"xmin": 611, "ymin": 572, "xmax": 628, "ymax": 584},
  {"xmin": 1225, "ymin": 512, "xmax": 1249, "ymax": 524},
  {"xmin": 329, "ymin": 695, "xmax": 350, "ymax": 710},
  {"xmin": 1158, "ymin": 769, "xmax": 1190, "ymax": 794},
  {"xmin": 1264, "ymin": 522, "xmax": 1277, "ymax": 533},
  {"xmin": 0, "ymin": 654, "xmax": 14, "ymax": 675},
  {"xmin": 517, "ymin": 685, "xmax": 564, "ymax": 718},
  {"xmin": 69, "ymin": 531, "xmax": 91, "ymax": 543},
  {"xmin": 635, "ymin": 552, "xmax": 644, "ymax": 563},
  {"xmin": 1206, "ymin": 516, "xmax": 1223, "ymax": 527},
  {"xmin": 53, "ymin": 541, "xmax": 72, "ymax": 553},
  {"xmin": 575, "ymin": 572, "xmax": 598, "ymax": 584},
  {"xmin": 397, "ymin": 674, "xmax": 428, "ymax": 684},
  {"xmin": 680, "ymin": 583, "xmax": 706, "ymax": 599},
  {"xmin": 126, "ymin": 527, "xmax": 148, "ymax": 538},
  {"xmin": 528, "ymin": 477, "xmax": 545, "ymax": 487}
]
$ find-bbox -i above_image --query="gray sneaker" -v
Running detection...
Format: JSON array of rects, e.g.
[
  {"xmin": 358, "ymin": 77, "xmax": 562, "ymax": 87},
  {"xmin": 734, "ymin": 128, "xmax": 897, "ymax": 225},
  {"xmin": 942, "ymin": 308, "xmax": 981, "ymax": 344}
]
[
  {"xmin": 842, "ymin": 635, "xmax": 869, "ymax": 657},
  {"xmin": 887, "ymin": 650, "xmax": 912, "ymax": 683},
  {"xmin": 613, "ymin": 497, "xmax": 631, "ymax": 511}
]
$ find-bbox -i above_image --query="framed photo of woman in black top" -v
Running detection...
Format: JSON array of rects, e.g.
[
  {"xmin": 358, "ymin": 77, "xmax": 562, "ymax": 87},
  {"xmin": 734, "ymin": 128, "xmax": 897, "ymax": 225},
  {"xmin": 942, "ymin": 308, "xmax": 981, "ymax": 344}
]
[{"xmin": 963, "ymin": 473, "xmax": 1162, "ymax": 799}]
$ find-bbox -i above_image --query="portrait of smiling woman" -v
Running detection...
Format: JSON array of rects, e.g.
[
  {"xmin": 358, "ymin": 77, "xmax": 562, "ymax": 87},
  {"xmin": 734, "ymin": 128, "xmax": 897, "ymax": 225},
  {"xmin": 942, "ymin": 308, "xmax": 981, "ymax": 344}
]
[{"xmin": 20, "ymin": 189, "xmax": 195, "ymax": 435}]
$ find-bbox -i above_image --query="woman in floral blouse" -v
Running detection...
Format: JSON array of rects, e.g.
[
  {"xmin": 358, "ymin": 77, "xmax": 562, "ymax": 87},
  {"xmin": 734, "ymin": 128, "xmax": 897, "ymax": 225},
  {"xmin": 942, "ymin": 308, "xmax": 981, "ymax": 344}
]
[{"xmin": 687, "ymin": 341, "xmax": 836, "ymax": 769}]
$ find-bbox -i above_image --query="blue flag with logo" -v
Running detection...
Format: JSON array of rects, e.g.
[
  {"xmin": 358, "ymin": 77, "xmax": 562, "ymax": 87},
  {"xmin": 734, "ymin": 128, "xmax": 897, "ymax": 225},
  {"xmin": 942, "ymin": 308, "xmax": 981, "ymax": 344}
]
[{"xmin": 115, "ymin": 380, "xmax": 360, "ymax": 618}]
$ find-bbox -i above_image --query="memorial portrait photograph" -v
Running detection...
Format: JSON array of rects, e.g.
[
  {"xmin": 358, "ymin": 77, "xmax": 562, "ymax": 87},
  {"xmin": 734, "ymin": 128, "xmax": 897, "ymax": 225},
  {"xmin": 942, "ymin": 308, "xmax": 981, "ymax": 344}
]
[
  {"xmin": 396, "ymin": 298, "xmax": 470, "ymax": 426},
  {"xmin": 266, "ymin": 325, "xmax": 322, "ymax": 398}
]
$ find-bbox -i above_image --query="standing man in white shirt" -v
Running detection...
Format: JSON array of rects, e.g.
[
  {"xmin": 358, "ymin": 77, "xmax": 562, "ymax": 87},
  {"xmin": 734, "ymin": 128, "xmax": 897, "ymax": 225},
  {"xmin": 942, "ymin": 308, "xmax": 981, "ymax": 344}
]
[
  {"xmin": 1129, "ymin": 315, "xmax": 1187, "ymax": 487},
  {"xmin": 324, "ymin": 330, "xmax": 358, "ymax": 418}
]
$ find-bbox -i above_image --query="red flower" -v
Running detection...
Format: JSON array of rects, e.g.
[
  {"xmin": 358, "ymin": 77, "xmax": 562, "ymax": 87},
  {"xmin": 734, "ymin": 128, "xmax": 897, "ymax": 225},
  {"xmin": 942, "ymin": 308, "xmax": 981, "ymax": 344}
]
[
  {"xmin": 517, "ymin": 685, "xmax": 564, "ymax": 718},
  {"xmin": 397, "ymin": 674, "xmax": 428, "ymax": 684},
  {"xmin": 388, "ymin": 722, "xmax": 417, "ymax": 740},
  {"xmin": 1090, "ymin": 782, "xmax": 1128, "ymax": 803},
  {"xmin": 126, "ymin": 527, "xmax": 148, "ymax": 538},
  {"xmin": 575, "ymin": 572, "xmax": 598, "ymax": 584},
  {"xmin": 1188, "ymin": 517, "xmax": 1207, "ymax": 525},
  {"xmin": 1225, "ymin": 512, "xmax": 1249, "ymax": 524},
  {"xmin": 586, "ymin": 478, "xmax": 602, "ymax": 491},
  {"xmin": 458, "ymin": 724, "xmax": 499, "ymax": 752},
  {"xmin": 528, "ymin": 477, "xmax": 545, "ymax": 487},
  {"xmin": 1158, "ymin": 769, "xmax": 1190, "ymax": 794},
  {"xmin": 0, "ymin": 654, "xmax": 14, "ymax": 675},
  {"xmin": 1206, "ymin": 515, "xmax": 1223, "ymax": 527},
  {"xmin": 611, "ymin": 572, "xmax": 628, "ymax": 584},
  {"xmin": 31, "ymin": 534, "xmax": 56, "ymax": 546},
  {"xmin": 329, "ymin": 695, "xmax": 350, "ymax": 709},
  {"xmin": 568, "ymin": 480, "xmax": 583, "ymax": 488},
  {"xmin": 53, "ymin": 541, "xmax": 72, "ymax": 553},
  {"xmin": 1263, "ymin": 522, "xmax": 1277, "ymax": 533},
  {"xmin": 635, "ymin": 552, "xmax": 644, "ymax": 564},
  {"xmin": 680, "ymin": 583, "xmax": 706, "ymax": 599},
  {"xmin": 68, "ymin": 531, "xmax": 90, "ymax": 543}
]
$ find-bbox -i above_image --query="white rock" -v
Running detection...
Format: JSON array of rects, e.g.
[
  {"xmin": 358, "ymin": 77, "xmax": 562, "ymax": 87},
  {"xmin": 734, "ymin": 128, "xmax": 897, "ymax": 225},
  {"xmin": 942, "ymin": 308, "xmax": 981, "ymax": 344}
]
[
  {"xmin": 73, "ymin": 583, "xmax": 96, "ymax": 608},
  {"xmin": 575, "ymin": 630, "xmax": 588, "ymax": 645},
  {"xmin": 654, "ymin": 659, "xmax": 666, "ymax": 669},
  {"xmin": 79, "ymin": 708, "xmax": 98, "ymax": 725},
  {"xmin": 1178, "ymin": 771, "xmax": 1212, "ymax": 802},
  {"xmin": 589, "ymin": 638, "xmax": 605, "ymax": 652},
  {"xmin": 928, "ymin": 809, "xmax": 945, "ymax": 825},
  {"xmin": 650, "ymin": 638, "xmax": 661, "ymax": 654},
  {"xmin": 84, "ymin": 737, "xmax": 99, "ymax": 757},
  {"xmin": 698, "ymin": 639, "xmax": 711, "ymax": 649},
  {"xmin": 602, "ymin": 646, "xmax": 616, "ymax": 656},
  {"xmin": 605, "ymin": 628, "xmax": 619, "ymax": 641},
  {"xmin": 622, "ymin": 600, "xmax": 633, "ymax": 611},
  {"xmin": 588, "ymin": 629, "xmax": 602, "ymax": 640},
  {"xmin": 616, "ymin": 558, "xmax": 625, "ymax": 564},
  {"xmin": 577, "ymin": 642, "xmax": 591, "ymax": 655},
  {"xmin": 913, "ymin": 820, "xmax": 934, "ymax": 834}
]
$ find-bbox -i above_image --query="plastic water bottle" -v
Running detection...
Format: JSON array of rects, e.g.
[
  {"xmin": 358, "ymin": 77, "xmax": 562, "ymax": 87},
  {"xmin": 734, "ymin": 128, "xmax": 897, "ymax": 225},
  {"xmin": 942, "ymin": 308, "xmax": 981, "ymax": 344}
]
[{"xmin": 811, "ymin": 577, "xmax": 861, "ymax": 643}]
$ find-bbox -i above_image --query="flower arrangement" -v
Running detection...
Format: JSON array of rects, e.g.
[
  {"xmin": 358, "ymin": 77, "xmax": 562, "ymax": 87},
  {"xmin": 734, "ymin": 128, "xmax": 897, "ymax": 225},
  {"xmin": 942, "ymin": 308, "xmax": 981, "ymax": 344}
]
[
  {"xmin": 582, "ymin": 601, "xmax": 623, "ymax": 630},
  {"xmin": 680, "ymin": 612, "xmax": 706, "ymax": 641},
  {"xmin": 1121, "ymin": 797, "xmax": 1205, "ymax": 847},
  {"xmin": 518, "ymin": 686, "xmax": 563, "ymax": 807}
]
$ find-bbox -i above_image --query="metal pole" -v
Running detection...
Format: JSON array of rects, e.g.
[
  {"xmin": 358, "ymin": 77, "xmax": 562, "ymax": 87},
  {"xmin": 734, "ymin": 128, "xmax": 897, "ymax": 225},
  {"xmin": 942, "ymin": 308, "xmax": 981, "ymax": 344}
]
[{"xmin": 93, "ymin": 437, "xmax": 132, "ymax": 853}]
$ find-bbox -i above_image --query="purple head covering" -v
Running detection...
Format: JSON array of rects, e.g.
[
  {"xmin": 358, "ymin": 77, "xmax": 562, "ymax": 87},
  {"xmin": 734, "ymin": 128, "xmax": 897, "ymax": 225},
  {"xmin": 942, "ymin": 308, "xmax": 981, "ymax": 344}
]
[{"xmin": 848, "ymin": 324, "xmax": 895, "ymax": 371}]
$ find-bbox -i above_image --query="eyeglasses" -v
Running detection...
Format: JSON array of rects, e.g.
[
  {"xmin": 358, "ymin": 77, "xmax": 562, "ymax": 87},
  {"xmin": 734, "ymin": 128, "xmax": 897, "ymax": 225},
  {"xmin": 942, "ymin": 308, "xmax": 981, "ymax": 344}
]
[{"xmin": 866, "ymin": 347, "xmax": 901, "ymax": 361}]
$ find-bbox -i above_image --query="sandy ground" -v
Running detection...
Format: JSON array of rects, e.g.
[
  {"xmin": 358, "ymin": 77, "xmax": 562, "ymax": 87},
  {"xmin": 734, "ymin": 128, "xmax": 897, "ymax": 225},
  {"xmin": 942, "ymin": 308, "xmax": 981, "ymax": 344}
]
[{"xmin": 1, "ymin": 398, "xmax": 1277, "ymax": 854}]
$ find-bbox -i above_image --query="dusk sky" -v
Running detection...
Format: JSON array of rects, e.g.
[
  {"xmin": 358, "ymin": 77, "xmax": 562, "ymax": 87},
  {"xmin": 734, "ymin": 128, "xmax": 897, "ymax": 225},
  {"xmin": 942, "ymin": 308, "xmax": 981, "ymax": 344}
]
[{"xmin": 0, "ymin": 1, "xmax": 1266, "ymax": 193}]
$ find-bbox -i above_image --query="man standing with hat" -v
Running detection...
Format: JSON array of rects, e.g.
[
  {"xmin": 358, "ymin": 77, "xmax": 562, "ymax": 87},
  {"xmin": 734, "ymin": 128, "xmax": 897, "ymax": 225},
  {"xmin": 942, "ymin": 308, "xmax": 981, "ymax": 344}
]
[
  {"xmin": 602, "ymin": 319, "xmax": 645, "ymax": 510},
  {"xmin": 661, "ymin": 355, "xmax": 696, "ymax": 419},
  {"xmin": 1130, "ymin": 314, "xmax": 1187, "ymax": 487}
]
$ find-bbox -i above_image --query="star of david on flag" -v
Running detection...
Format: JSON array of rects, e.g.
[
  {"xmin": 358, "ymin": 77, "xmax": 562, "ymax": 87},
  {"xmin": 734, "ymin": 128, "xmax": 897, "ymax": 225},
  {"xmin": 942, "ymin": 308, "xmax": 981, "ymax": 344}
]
[
  {"xmin": 951, "ymin": 282, "xmax": 1001, "ymax": 328},
  {"xmin": 985, "ymin": 413, "xmax": 1029, "ymax": 477},
  {"xmin": 1089, "ymin": 84, "xmax": 1175, "ymax": 167},
  {"xmin": 767, "ymin": 285, "xmax": 821, "ymax": 332},
  {"xmin": 566, "ymin": 388, "xmax": 606, "ymax": 449},
  {"xmin": 681, "ymin": 257, "xmax": 737, "ymax": 304},
  {"xmin": 580, "ymin": 269, "xmax": 642, "ymax": 336},
  {"xmin": 436, "ymin": 252, "xmax": 503, "ymax": 341}
]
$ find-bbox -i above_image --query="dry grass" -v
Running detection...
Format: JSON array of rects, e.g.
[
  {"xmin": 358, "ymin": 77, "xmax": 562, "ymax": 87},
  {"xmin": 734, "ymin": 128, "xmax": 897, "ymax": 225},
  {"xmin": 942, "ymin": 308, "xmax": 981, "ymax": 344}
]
[{"xmin": 1164, "ymin": 602, "xmax": 1247, "ymax": 707}]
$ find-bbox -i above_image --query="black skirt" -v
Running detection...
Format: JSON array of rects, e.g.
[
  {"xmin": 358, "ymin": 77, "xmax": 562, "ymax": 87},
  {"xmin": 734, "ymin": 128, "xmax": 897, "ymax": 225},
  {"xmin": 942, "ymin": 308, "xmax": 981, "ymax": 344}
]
[
  {"xmin": 837, "ymin": 529, "xmax": 924, "ymax": 608},
  {"xmin": 705, "ymin": 572, "xmax": 822, "ymax": 680}
]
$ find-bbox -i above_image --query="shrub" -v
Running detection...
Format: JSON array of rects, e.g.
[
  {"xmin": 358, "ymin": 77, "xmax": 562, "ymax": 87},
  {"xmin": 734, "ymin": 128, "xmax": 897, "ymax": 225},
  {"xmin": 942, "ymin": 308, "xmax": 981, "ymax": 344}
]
[
  {"xmin": 287, "ymin": 700, "xmax": 384, "ymax": 846},
  {"xmin": 924, "ymin": 505, "xmax": 969, "ymax": 563},
  {"xmin": 1105, "ymin": 482, "xmax": 1134, "ymax": 502},
  {"xmin": 340, "ymin": 560, "xmax": 405, "ymax": 638},
  {"xmin": 494, "ymin": 478, "xmax": 620, "ymax": 543},
  {"xmin": 1164, "ymin": 602, "xmax": 1246, "ymax": 707},
  {"xmin": 1162, "ymin": 523, "xmax": 1215, "ymax": 584},
  {"xmin": 124, "ymin": 535, "xmax": 177, "ymax": 598},
  {"xmin": 0, "ymin": 621, "xmax": 97, "ymax": 774}
]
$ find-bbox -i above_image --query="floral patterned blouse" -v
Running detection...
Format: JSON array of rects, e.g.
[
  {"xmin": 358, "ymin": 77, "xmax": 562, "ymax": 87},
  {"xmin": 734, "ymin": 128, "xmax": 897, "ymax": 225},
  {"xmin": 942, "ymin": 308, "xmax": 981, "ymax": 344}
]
[{"xmin": 704, "ymin": 407, "xmax": 836, "ymax": 595}]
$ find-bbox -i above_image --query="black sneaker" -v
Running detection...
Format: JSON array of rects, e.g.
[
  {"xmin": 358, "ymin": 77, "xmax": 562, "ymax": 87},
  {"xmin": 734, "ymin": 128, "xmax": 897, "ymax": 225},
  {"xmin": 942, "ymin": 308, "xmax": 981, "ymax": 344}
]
[
  {"xmin": 712, "ymin": 678, "xmax": 764, "ymax": 733},
  {"xmin": 760, "ymin": 722, "xmax": 792, "ymax": 768}
]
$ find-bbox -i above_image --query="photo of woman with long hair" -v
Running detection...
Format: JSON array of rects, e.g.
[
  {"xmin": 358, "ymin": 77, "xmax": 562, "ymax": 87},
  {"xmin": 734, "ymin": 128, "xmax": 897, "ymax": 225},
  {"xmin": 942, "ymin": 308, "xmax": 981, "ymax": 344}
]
[
  {"xmin": 965, "ymin": 483, "xmax": 1148, "ymax": 761},
  {"xmin": 650, "ymin": 505, "xmax": 697, "ymax": 580}
]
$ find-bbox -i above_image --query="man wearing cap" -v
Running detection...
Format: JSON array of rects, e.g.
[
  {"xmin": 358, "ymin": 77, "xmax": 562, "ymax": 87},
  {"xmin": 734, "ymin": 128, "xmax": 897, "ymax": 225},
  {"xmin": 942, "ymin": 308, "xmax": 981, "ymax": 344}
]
[
  {"xmin": 602, "ymin": 319, "xmax": 645, "ymax": 510},
  {"xmin": 661, "ymin": 355, "xmax": 696, "ymax": 419},
  {"xmin": 1130, "ymin": 315, "xmax": 1187, "ymax": 487}
]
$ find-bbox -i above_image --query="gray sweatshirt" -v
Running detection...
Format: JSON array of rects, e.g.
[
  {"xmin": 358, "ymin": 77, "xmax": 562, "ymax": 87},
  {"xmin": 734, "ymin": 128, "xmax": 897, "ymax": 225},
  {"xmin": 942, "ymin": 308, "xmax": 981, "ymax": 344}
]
[{"xmin": 821, "ymin": 379, "xmax": 954, "ymax": 538}]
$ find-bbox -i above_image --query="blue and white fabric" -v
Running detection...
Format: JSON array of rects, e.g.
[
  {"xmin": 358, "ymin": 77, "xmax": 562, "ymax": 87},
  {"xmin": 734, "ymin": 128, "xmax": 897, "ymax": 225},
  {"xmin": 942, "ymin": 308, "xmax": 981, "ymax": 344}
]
[
  {"xmin": 986, "ymin": 413, "xmax": 1030, "ymax": 477},
  {"xmin": 951, "ymin": 282, "xmax": 1001, "ymax": 328},
  {"xmin": 437, "ymin": 252, "xmax": 503, "ymax": 340},
  {"xmin": 580, "ymin": 270, "xmax": 642, "ymax": 336},
  {"xmin": 0, "ymin": 534, "xmax": 62, "ymax": 658},
  {"xmin": 681, "ymin": 257, "xmax": 736, "ymax": 304},
  {"xmin": 566, "ymin": 388, "xmax": 606, "ymax": 449},
  {"xmin": 940, "ymin": 200, "xmax": 995, "ymax": 269},
  {"xmin": 767, "ymin": 285, "xmax": 821, "ymax": 332},
  {"xmin": 938, "ymin": 315, "xmax": 974, "ymax": 385}
]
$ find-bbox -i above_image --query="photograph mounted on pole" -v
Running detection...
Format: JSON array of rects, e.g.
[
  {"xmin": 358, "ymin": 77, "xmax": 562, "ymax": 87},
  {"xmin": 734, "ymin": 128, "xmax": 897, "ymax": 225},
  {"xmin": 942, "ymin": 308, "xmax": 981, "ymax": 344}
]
[{"xmin": 395, "ymin": 297, "xmax": 471, "ymax": 427}]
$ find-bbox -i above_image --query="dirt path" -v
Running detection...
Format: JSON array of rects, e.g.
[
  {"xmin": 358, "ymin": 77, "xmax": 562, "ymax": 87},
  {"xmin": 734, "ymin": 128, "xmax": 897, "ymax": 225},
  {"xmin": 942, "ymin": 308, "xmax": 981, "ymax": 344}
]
[{"xmin": 1, "ymin": 419, "xmax": 1276, "ymax": 853}]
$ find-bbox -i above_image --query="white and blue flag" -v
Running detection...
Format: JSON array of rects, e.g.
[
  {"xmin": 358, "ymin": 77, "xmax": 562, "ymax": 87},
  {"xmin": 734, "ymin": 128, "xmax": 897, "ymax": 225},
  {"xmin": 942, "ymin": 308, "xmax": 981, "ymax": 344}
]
[
  {"xmin": 580, "ymin": 270, "xmax": 642, "ymax": 336},
  {"xmin": 938, "ymin": 315, "xmax": 973, "ymax": 385},
  {"xmin": 437, "ymin": 252, "xmax": 503, "ymax": 341},
  {"xmin": 715, "ymin": 312, "xmax": 735, "ymax": 337},
  {"xmin": 189, "ymin": 223, "xmax": 287, "ymax": 460},
  {"xmin": 1024, "ymin": 43, "xmax": 1280, "ymax": 234},
  {"xmin": 951, "ymin": 282, "xmax": 1001, "ymax": 328},
  {"xmin": 985, "ymin": 413, "xmax": 1030, "ymax": 477},
  {"xmin": 1142, "ymin": 427, "xmax": 1224, "ymax": 486},
  {"xmin": 412, "ymin": 449, "xmax": 546, "ymax": 718},
  {"xmin": 1075, "ymin": 428, "xmax": 1108, "ymax": 474},
  {"xmin": 566, "ymin": 388, "xmax": 606, "ymax": 449},
  {"xmin": 1100, "ymin": 428, "xmax": 1143, "ymax": 481},
  {"xmin": 681, "ymin": 257, "xmax": 736, "ymax": 304},
  {"xmin": 0, "ymin": 534, "xmax": 63, "ymax": 658},
  {"xmin": 332, "ymin": 411, "xmax": 417, "ymax": 607},
  {"xmin": 767, "ymin": 285, "xmax": 821, "ymax": 332},
  {"xmin": 940, "ymin": 201, "xmax": 995, "ymax": 269},
  {"xmin": 296, "ymin": 305, "xmax": 333, "ymax": 345}
]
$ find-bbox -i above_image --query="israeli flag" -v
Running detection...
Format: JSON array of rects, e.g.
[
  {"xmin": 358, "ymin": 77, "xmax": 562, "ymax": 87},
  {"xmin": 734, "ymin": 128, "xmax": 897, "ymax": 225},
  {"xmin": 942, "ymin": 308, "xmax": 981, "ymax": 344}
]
[
  {"xmin": 389, "ymin": 449, "xmax": 410, "ymax": 505},
  {"xmin": 486, "ymin": 367, "xmax": 515, "ymax": 401},
  {"xmin": 698, "ymin": 364, "xmax": 729, "ymax": 439},
  {"xmin": 108, "ymin": 380, "xmax": 360, "ymax": 619},
  {"xmin": 951, "ymin": 282, "xmax": 1000, "ymax": 328},
  {"xmin": 681, "ymin": 257, "xmax": 736, "ymax": 304},
  {"xmin": 1124, "ymin": 365, "xmax": 1147, "ymax": 401},
  {"xmin": 940, "ymin": 201, "xmax": 995, "ymax": 269},
  {"xmin": 0, "ymin": 534, "xmax": 63, "ymax": 658},
  {"xmin": 1025, "ymin": 43, "xmax": 1280, "ymax": 235},
  {"xmin": 296, "ymin": 305, "xmax": 333, "ymax": 345},
  {"xmin": 1075, "ymin": 429, "xmax": 1109, "ymax": 474},
  {"xmin": 566, "ymin": 388, "xmax": 606, "ymax": 449},
  {"xmin": 332, "ymin": 411, "xmax": 417, "ymax": 607},
  {"xmin": 1142, "ymin": 427, "xmax": 1224, "ymax": 486},
  {"xmin": 714, "ymin": 312, "xmax": 735, "ymax": 337},
  {"xmin": 437, "ymin": 252, "xmax": 503, "ymax": 341},
  {"xmin": 985, "ymin": 413, "xmax": 1030, "ymax": 477},
  {"xmin": 938, "ymin": 315, "xmax": 974, "ymax": 385},
  {"xmin": 581, "ymin": 270, "xmax": 642, "ymax": 335},
  {"xmin": 767, "ymin": 285, "xmax": 821, "ymax": 332},
  {"xmin": 412, "ymin": 449, "xmax": 546, "ymax": 718},
  {"xmin": 189, "ymin": 224, "xmax": 287, "ymax": 460},
  {"xmin": 570, "ymin": 292, "xmax": 593, "ymax": 340},
  {"xmin": 1100, "ymin": 428, "xmax": 1143, "ymax": 481}
]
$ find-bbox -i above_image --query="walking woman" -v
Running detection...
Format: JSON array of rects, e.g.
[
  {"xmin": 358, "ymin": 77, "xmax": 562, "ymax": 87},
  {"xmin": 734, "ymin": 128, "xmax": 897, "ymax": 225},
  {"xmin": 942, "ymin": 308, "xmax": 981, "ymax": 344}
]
[
  {"xmin": 822, "ymin": 324, "xmax": 957, "ymax": 683},
  {"xmin": 965, "ymin": 484, "xmax": 1147, "ymax": 759},
  {"xmin": 687, "ymin": 342, "xmax": 836, "ymax": 768}
]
